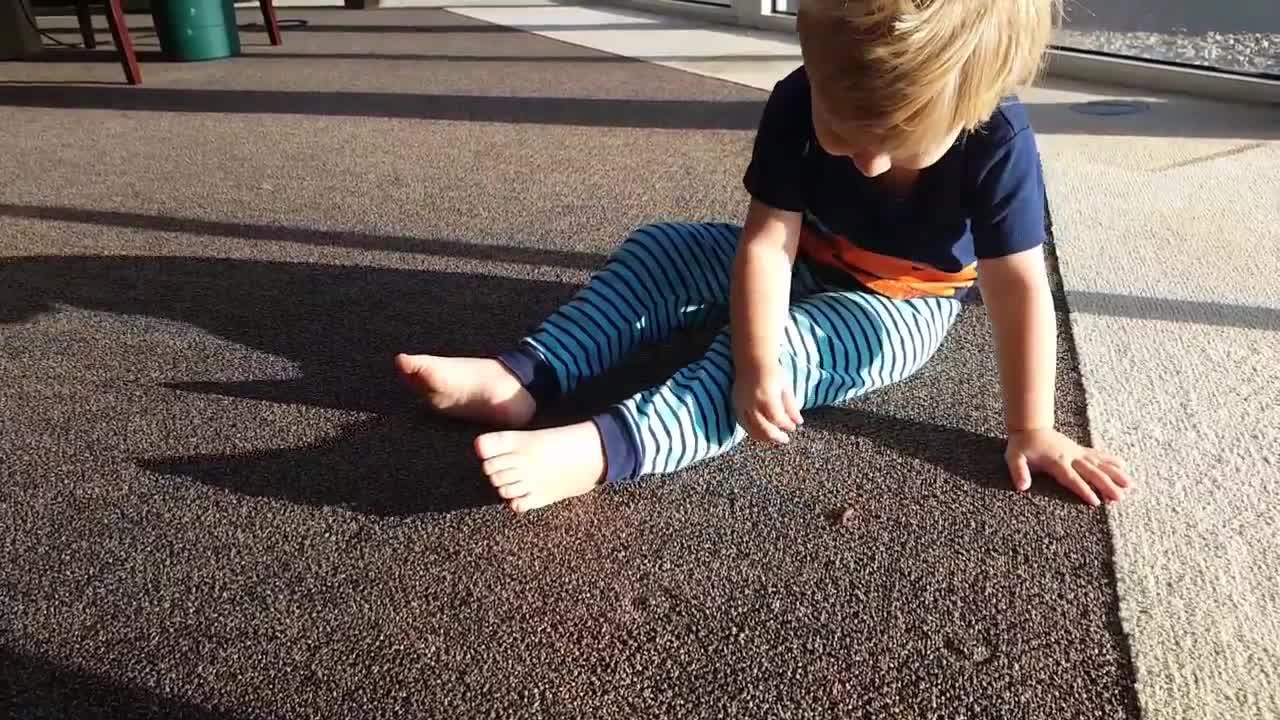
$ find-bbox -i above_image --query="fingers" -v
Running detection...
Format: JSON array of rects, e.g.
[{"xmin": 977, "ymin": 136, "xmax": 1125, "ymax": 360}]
[
  {"xmin": 735, "ymin": 394, "xmax": 795, "ymax": 444},
  {"xmin": 1052, "ymin": 460, "xmax": 1101, "ymax": 507},
  {"xmin": 759, "ymin": 389, "xmax": 807, "ymax": 442},
  {"xmin": 1008, "ymin": 432, "xmax": 1134, "ymax": 507},
  {"xmin": 1074, "ymin": 458, "xmax": 1126, "ymax": 503},
  {"xmin": 763, "ymin": 394, "xmax": 796, "ymax": 434},
  {"xmin": 1008, "ymin": 453, "xmax": 1033, "ymax": 493},
  {"xmin": 750, "ymin": 412, "xmax": 791, "ymax": 444},
  {"xmin": 735, "ymin": 405, "xmax": 790, "ymax": 444},
  {"xmin": 735, "ymin": 405, "xmax": 773, "ymax": 443},
  {"xmin": 756, "ymin": 388, "xmax": 808, "ymax": 443},
  {"xmin": 1091, "ymin": 450, "xmax": 1125, "ymax": 470},
  {"xmin": 732, "ymin": 379, "xmax": 803, "ymax": 446},
  {"xmin": 781, "ymin": 387, "xmax": 805, "ymax": 428},
  {"xmin": 1092, "ymin": 453, "xmax": 1135, "ymax": 489}
]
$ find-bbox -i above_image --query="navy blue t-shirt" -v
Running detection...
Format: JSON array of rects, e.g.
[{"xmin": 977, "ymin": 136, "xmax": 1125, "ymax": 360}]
[{"xmin": 743, "ymin": 66, "xmax": 1048, "ymax": 299}]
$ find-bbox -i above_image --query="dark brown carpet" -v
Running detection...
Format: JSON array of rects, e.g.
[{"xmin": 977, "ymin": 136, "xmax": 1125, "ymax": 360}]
[{"xmin": 0, "ymin": 9, "xmax": 1138, "ymax": 719}]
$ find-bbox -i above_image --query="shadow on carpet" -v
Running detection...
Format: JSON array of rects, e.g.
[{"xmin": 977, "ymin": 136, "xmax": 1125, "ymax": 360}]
[{"xmin": 0, "ymin": 253, "xmax": 1058, "ymax": 517}]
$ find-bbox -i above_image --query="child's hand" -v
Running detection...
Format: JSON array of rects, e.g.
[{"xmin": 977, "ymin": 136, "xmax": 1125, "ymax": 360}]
[
  {"xmin": 1006, "ymin": 428, "xmax": 1134, "ymax": 506},
  {"xmin": 733, "ymin": 363, "xmax": 803, "ymax": 444}
]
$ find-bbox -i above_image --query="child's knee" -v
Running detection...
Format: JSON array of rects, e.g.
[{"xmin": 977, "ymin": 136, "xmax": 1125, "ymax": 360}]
[
  {"xmin": 623, "ymin": 222, "xmax": 738, "ymax": 254},
  {"xmin": 622, "ymin": 222, "xmax": 684, "ymax": 255}
]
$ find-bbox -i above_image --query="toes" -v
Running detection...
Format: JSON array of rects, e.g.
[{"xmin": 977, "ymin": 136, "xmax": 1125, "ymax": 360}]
[
  {"xmin": 509, "ymin": 492, "xmax": 552, "ymax": 514},
  {"xmin": 482, "ymin": 454, "xmax": 519, "ymax": 477},
  {"xmin": 487, "ymin": 467, "xmax": 522, "ymax": 488},
  {"xmin": 475, "ymin": 431, "xmax": 520, "ymax": 460},
  {"xmin": 394, "ymin": 353, "xmax": 423, "ymax": 376},
  {"xmin": 497, "ymin": 482, "xmax": 528, "ymax": 500}
]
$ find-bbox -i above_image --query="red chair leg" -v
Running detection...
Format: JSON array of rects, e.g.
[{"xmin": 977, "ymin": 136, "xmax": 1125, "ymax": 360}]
[
  {"xmin": 103, "ymin": 0, "xmax": 142, "ymax": 85},
  {"xmin": 76, "ymin": 0, "xmax": 97, "ymax": 49},
  {"xmin": 259, "ymin": 0, "xmax": 282, "ymax": 46}
]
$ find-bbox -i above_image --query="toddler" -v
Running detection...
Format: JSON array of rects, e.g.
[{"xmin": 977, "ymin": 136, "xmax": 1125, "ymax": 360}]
[{"xmin": 397, "ymin": 0, "xmax": 1134, "ymax": 513}]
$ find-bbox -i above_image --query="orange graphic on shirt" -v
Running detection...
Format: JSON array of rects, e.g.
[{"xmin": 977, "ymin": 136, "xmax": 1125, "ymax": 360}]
[{"xmin": 799, "ymin": 224, "xmax": 976, "ymax": 300}]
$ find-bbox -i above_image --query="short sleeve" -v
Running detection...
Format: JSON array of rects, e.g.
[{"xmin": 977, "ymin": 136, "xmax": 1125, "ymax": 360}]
[
  {"xmin": 970, "ymin": 127, "xmax": 1048, "ymax": 259},
  {"xmin": 742, "ymin": 76, "xmax": 810, "ymax": 213}
]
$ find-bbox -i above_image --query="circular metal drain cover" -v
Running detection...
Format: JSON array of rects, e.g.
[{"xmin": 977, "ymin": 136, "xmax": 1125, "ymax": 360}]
[{"xmin": 1069, "ymin": 99, "xmax": 1151, "ymax": 116}]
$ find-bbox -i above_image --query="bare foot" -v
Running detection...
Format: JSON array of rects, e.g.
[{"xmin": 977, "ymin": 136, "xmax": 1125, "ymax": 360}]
[
  {"xmin": 475, "ymin": 422, "xmax": 606, "ymax": 513},
  {"xmin": 395, "ymin": 353, "xmax": 535, "ymax": 428}
]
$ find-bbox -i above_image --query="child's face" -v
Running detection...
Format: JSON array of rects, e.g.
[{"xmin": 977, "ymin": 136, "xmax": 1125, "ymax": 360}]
[{"xmin": 811, "ymin": 92, "xmax": 961, "ymax": 178}]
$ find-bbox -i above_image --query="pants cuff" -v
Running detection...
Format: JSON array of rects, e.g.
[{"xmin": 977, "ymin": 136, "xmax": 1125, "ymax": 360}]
[
  {"xmin": 496, "ymin": 343, "xmax": 561, "ymax": 408},
  {"xmin": 592, "ymin": 407, "xmax": 640, "ymax": 486}
]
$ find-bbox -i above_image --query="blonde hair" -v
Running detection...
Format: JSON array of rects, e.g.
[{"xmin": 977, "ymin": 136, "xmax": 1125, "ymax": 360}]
[{"xmin": 797, "ymin": 0, "xmax": 1059, "ymax": 152}]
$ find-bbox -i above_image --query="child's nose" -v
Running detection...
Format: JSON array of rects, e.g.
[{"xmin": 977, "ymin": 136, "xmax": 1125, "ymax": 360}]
[{"xmin": 852, "ymin": 152, "xmax": 892, "ymax": 177}]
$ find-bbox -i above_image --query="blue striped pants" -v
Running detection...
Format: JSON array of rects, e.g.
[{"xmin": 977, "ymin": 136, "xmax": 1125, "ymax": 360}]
[{"xmin": 499, "ymin": 222, "xmax": 962, "ymax": 484}]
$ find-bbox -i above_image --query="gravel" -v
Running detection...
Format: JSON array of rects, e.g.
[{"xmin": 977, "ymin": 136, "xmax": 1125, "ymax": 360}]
[{"xmin": 1055, "ymin": 29, "xmax": 1280, "ymax": 75}]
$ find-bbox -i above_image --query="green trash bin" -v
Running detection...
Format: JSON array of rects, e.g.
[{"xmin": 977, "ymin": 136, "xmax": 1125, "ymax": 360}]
[{"xmin": 151, "ymin": 0, "xmax": 241, "ymax": 62}]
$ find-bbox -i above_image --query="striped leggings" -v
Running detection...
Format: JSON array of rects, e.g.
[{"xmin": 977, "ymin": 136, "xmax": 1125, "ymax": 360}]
[{"xmin": 498, "ymin": 222, "xmax": 962, "ymax": 484}]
